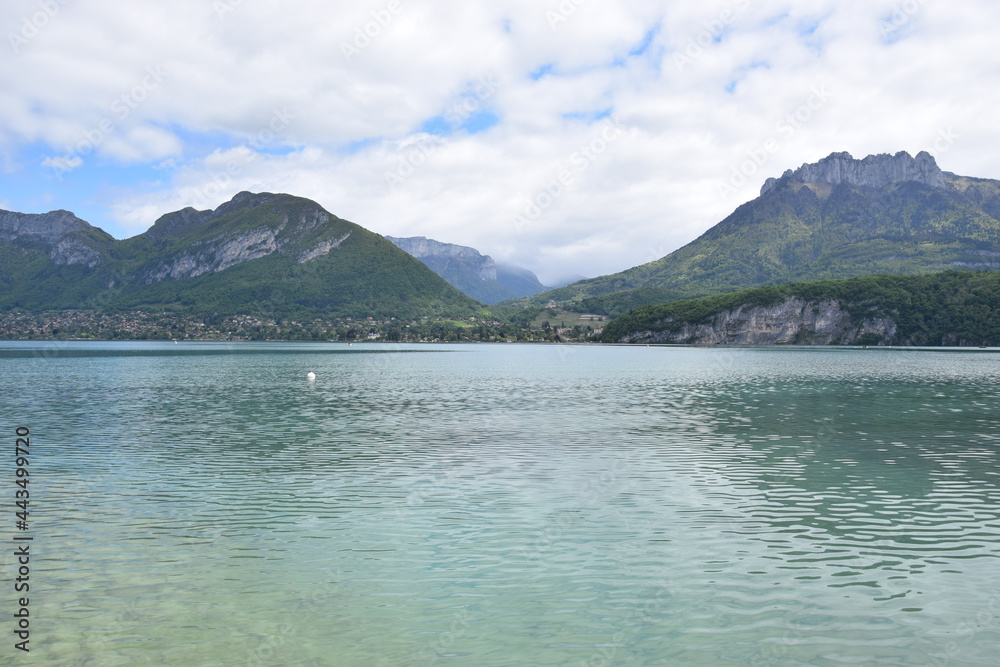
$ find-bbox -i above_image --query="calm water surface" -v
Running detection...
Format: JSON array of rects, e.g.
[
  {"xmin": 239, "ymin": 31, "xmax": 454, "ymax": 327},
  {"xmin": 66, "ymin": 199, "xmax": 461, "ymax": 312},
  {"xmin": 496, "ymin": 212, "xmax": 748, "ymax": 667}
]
[{"xmin": 2, "ymin": 341, "xmax": 1000, "ymax": 665}]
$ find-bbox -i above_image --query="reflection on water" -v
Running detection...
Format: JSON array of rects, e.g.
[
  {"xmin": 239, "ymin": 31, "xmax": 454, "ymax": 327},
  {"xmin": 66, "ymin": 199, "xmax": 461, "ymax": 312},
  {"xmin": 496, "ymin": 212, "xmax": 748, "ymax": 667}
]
[{"xmin": 2, "ymin": 342, "xmax": 1000, "ymax": 665}]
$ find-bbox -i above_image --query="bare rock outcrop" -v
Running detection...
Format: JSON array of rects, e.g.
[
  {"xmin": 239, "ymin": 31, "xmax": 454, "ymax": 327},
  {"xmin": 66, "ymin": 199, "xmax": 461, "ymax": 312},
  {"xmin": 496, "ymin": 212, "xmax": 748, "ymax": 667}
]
[
  {"xmin": 761, "ymin": 151, "xmax": 946, "ymax": 196},
  {"xmin": 621, "ymin": 297, "xmax": 897, "ymax": 345},
  {"xmin": 0, "ymin": 209, "xmax": 108, "ymax": 267},
  {"xmin": 386, "ymin": 236, "xmax": 497, "ymax": 281}
]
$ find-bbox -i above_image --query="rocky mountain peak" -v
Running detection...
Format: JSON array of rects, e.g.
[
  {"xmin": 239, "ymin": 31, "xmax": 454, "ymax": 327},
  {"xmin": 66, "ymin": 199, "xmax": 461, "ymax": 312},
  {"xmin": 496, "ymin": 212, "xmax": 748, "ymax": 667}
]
[
  {"xmin": 761, "ymin": 150, "xmax": 946, "ymax": 196},
  {"xmin": 145, "ymin": 192, "xmax": 283, "ymax": 241},
  {"xmin": 144, "ymin": 207, "xmax": 213, "ymax": 241},
  {"xmin": 213, "ymin": 191, "xmax": 278, "ymax": 218},
  {"xmin": 0, "ymin": 208, "xmax": 109, "ymax": 266},
  {"xmin": 0, "ymin": 208, "xmax": 95, "ymax": 241}
]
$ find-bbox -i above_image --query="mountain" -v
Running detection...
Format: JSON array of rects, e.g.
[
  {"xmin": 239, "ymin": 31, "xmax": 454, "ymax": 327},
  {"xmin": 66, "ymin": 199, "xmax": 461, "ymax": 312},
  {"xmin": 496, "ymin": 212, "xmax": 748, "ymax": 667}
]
[
  {"xmin": 386, "ymin": 235, "xmax": 549, "ymax": 304},
  {"xmin": 518, "ymin": 151, "xmax": 1000, "ymax": 315},
  {"xmin": 600, "ymin": 270, "xmax": 1000, "ymax": 347},
  {"xmin": 496, "ymin": 263, "xmax": 551, "ymax": 297},
  {"xmin": 547, "ymin": 274, "xmax": 589, "ymax": 288},
  {"xmin": 0, "ymin": 192, "xmax": 481, "ymax": 319}
]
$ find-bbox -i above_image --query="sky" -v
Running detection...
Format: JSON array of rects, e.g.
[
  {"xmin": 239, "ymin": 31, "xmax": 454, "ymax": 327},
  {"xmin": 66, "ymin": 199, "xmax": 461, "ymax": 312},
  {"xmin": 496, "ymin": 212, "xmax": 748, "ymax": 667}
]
[{"xmin": 2, "ymin": 0, "xmax": 999, "ymax": 285}]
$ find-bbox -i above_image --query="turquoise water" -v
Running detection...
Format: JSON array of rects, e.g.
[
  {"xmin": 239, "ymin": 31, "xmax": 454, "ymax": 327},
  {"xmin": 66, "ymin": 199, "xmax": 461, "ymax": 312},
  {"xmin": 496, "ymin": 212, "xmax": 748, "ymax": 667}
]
[{"xmin": 2, "ymin": 341, "xmax": 1000, "ymax": 665}]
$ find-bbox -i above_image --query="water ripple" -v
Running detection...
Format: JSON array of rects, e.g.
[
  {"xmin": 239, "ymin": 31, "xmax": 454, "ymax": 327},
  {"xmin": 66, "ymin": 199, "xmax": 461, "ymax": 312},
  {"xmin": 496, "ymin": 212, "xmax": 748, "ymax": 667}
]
[{"xmin": 3, "ymin": 343, "xmax": 1000, "ymax": 664}]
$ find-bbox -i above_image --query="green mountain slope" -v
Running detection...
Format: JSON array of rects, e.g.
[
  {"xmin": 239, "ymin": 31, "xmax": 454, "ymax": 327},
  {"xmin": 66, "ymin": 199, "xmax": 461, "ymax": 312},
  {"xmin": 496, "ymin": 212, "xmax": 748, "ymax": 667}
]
[
  {"xmin": 0, "ymin": 193, "xmax": 482, "ymax": 319},
  {"xmin": 429, "ymin": 258, "xmax": 517, "ymax": 304},
  {"xmin": 517, "ymin": 151, "xmax": 1000, "ymax": 315},
  {"xmin": 601, "ymin": 270, "xmax": 1000, "ymax": 346},
  {"xmin": 0, "ymin": 209, "xmax": 117, "ymax": 310}
]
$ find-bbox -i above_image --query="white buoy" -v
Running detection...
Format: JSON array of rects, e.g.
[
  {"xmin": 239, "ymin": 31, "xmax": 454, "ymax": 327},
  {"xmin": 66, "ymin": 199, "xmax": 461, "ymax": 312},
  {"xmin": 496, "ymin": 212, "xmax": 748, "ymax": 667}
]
[{"xmin": 306, "ymin": 371, "xmax": 316, "ymax": 381}]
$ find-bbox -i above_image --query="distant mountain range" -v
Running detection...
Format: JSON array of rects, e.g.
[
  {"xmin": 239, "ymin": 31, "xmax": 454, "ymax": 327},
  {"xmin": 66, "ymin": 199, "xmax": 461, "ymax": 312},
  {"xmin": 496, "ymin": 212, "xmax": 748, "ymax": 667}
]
[
  {"xmin": 519, "ymin": 151, "xmax": 1000, "ymax": 315},
  {"xmin": 386, "ymin": 236, "xmax": 549, "ymax": 304},
  {"xmin": 0, "ymin": 192, "xmax": 480, "ymax": 319},
  {"xmin": 5, "ymin": 150, "xmax": 999, "ymax": 331}
]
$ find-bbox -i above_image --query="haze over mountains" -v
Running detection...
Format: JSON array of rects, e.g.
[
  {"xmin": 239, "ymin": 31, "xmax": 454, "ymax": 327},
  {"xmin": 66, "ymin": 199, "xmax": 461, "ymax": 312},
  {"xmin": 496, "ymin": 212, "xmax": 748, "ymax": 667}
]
[
  {"xmin": 386, "ymin": 236, "xmax": 549, "ymax": 304},
  {"xmin": 521, "ymin": 151, "xmax": 1000, "ymax": 315}
]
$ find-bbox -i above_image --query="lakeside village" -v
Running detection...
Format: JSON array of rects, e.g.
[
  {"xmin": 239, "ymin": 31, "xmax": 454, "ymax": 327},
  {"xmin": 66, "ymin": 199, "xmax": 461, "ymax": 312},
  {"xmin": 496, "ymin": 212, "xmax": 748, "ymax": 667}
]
[{"xmin": 0, "ymin": 310, "xmax": 606, "ymax": 343}]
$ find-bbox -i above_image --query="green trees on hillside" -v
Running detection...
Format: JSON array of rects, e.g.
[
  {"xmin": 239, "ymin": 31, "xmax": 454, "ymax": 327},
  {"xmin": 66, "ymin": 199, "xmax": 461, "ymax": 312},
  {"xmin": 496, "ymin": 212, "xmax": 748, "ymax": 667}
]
[{"xmin": 601, "ymin": 270, "xmax": 1000, "ymax": 346}]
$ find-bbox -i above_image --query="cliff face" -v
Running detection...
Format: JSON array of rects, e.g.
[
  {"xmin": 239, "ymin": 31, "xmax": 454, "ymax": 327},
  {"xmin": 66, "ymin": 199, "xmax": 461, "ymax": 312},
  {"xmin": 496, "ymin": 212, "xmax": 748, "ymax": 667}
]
[
  {"xmin": 619, "ymin": 297, "xmax": 897, "ymax": 345},
  {"xmin": 0, "ymin": 209, "xmax": 111, "ymax": 267},
  {"xmin": 523, "ymin": 149, "xmax": 1000, "ymax": 314},
  {"xmin": 0, "ymin": 192, "xmax": 480, "ymax": 318},
  {"xmin": 386, "ymin": 236, "xmax": 497, "ymax": 280},
  {"xmin": 144, "ymin": 191, "xmax": 282, "ymax": 242},
  {"xmin": 386, "ymin": 235, "xmax": 550, "ymax": 303},
  {"xmin": 760, "ymin": 150, "xmax": 946, "ymax": 195},
  {"xmin": 135, "ymin": 199, "xmax": 352, "ymax": 284}
]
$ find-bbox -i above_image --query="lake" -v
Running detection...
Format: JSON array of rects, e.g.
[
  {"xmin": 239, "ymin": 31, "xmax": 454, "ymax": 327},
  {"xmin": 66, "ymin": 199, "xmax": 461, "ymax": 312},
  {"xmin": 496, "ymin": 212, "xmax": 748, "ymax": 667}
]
[{"xmin": 2, "ymin": 341, "xmax": 999, "ymax": 665}]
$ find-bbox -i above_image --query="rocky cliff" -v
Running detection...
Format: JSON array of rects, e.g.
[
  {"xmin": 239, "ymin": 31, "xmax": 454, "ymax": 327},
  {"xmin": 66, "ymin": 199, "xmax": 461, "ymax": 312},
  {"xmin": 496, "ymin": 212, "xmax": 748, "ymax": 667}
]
[
  {"xmin": 520, "ymin": 149, "xmax": 1000, "ymax": 314},
  {"xmin": 760, "ymin": 150, "xmax": 946, "ymax": 196},
  {"xmin": 0, "ymin": 209, "xmax": 111, "ymax": 267},
  {"xmin": 144, "ymin": 191, "xmax": 282, "ymax": 242},
  {"xmin": 0, "ymin": 192, "xmax": 480, "ymax": 318},
  {"xmin": 386, "ymin": 236, "xmax": 497, "ymax": 280},
  {"xmin": 386, "ymin": 235, "xmax": 549, "ymax": 303},
  {"xmin": 602, "ymin": 271, "xmax": 1000, "ymax": 347},
  {"xmin": 618, "ymin": 297, "xmax": 896, "ymax": 345},
  {"xmin": 135, "ymin": 194, "xmax": 353, "ymax": 284}
]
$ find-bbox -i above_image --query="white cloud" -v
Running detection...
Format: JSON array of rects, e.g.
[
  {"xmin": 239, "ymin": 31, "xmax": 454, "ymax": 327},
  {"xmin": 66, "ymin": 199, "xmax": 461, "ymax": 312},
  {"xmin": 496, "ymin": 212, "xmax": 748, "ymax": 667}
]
[
  {"xmin": 40, "ymin": 154, "xmax": 82, "ymax": 172},
  {"xmin": 3, "ymin": 0, "xmax": 1000, "ymax": 284}
]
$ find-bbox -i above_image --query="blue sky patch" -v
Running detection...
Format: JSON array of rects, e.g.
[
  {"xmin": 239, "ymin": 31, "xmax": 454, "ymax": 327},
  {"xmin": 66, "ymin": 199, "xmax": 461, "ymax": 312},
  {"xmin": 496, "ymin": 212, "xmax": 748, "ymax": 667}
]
[
  {"xmin": 796, "ymin": 13, "xmax": 829, "ymax": 54},
  {"xmin": 418, "ymin": 108, "xmax": 500, "ymax": 137},
  {"xmin": 343, "ymin": 137, "xmax": 382, "ymax": 155},
  {"xmin": 724, "ymin": 61, "xmax": 771, "ymax": 93},
  {"xmin": 761, "ymin": 12, "xmax": 790, "ymax": 28},
  {"xmin": 418, "ymin": 115, "xmax": 452, "ymax": 137},
  {"xmin": 460, "ymin": 110, "xmax": 500, "ymax": 134},
  {"xmin": 530, "ymin": 63, "xmax": 554, "ymax": 80},
  {"xmin": 562, "ymin": 107, "xmax": 613, "ymax": 123},
  {"xmin": 878, "ymin": 9, "xmax": 917, "ymax": 45},
  {"xmin": 630, "ymin": 27, "xmax": 658, "ymax": 57}
]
